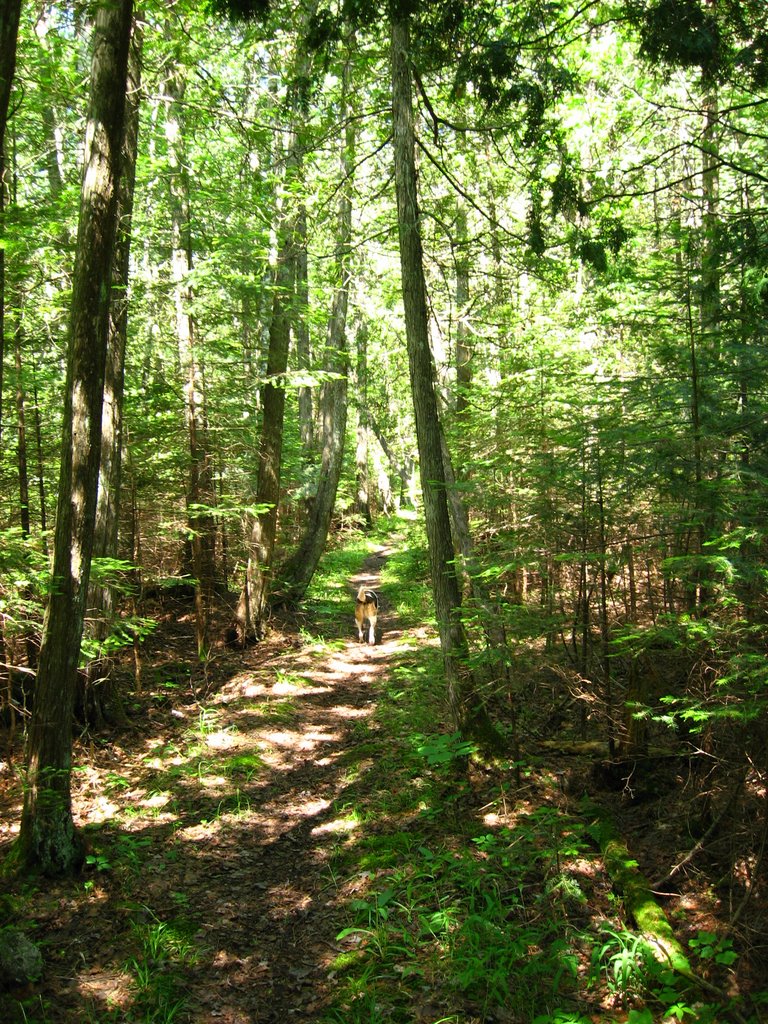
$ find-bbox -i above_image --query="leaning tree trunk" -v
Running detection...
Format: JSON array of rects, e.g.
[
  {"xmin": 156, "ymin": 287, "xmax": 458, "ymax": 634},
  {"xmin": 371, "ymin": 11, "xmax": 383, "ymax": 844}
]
[
  {"xmin": 15, "ymin": 0, "xmax": 133, "ymax": 877},
  {"xmin": 454, "ymin": 200, "xmax": 471, "ymax": 419},
  {"xmin": 390, "ymin": 9, "xmax": 495, "ymax": 743},
  {"xmin": 14, "ymin": 311, "xmax": 31, "ymax": 539},
  {"xmin": 13, "ymin": 305, "xmax": 40, "ymax": 673},
  {"xmin": 84, "ymin": 19, "xmax": 143, "ymax": 726},
  {"xmin": 0, "ymin": 0, "xmax": 21, "ymax": 706},
  {"xmin": 274, "ymin": 56, "xmax": 355, "ymax": 606}
]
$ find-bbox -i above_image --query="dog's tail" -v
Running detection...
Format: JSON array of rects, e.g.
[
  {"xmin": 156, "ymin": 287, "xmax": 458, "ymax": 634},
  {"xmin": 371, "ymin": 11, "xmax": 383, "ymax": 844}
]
[{"xmin": 356, "ymin": 585, "xmax": 379, "ymax": 608}]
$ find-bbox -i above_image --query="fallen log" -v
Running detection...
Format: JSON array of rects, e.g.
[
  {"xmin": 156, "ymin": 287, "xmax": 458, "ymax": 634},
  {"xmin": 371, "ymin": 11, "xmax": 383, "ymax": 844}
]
[{"xmin": 585, "ymin": 801, "xmax": 748, "ymax": 1024}]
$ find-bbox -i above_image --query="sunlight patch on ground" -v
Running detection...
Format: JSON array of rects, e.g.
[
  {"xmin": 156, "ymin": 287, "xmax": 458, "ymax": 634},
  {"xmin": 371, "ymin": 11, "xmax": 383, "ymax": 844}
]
[
  {"xmin": 206, "ymin": 729, "xmax": 237, "ymax": 750},
  {"xmin": 177, "ymin": 819, "xmax": 222, "ymax": 843},
  {"xmin": 139, "ymin": 791, "xmax": 171, "ymax": 808},
  {"xmin": 236, "ymin": 679, "xmax": 268, "ymax": 698},
  {"xmin": 311, "ymin": 815, "xmax": 359, "ymax": 836},
  {"xmin": 228, "ymin": 677, "xmax": 332, "ymax": 701},
  {"xmin": 299, "ymin": 729, "xmax": 339, "ymax": 749},
  {"xmin": 327, "ymin": 705, "xmax": 370, "ymax": 719},
  {"xmin": 76, "ymin": 968, "xmax": 133, "ymax": 1011},
  {"xmin": 198, "ymin": 773, "xmax": 228, "ymax": 788},
  {"xmin": 300, "ymin": 797, "xmax": 331, "ymax": 817},
  {"xmin": 266, "ymin": 881, "xmax": 313, "ymax": 918},
  {"xmin": 257, "ymin": 727, "xmax": 339, "ymax": 752},
  {"xmin": 87, "ymin": 796, "xmax": 121, "ymax": 823},
  {"xmin": 261, "ymin": 729, "xmax": 303, "ymax": 748},
  {"xmin": 272, "ymin": 678, "xmax": 313, "ymax": 695}
]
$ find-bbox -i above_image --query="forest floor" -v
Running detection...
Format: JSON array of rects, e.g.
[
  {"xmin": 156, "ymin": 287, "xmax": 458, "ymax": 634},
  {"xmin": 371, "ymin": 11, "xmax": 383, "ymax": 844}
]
[{"xmin": 0, "ymin": 522, "xmax": 765, "ymax": 1024}]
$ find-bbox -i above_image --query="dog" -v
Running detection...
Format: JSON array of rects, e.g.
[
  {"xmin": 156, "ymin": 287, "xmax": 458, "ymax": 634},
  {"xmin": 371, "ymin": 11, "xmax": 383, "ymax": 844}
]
[{"xmin": 354, "ymin": 585, "xmax": 379, "ymax": 645}]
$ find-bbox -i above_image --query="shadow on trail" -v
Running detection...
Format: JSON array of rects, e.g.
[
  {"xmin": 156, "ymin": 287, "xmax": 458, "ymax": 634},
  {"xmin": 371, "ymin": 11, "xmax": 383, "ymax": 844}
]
[{"xmin": 1, "ymin": 556, "xmax": 416, "ymax": 1024}]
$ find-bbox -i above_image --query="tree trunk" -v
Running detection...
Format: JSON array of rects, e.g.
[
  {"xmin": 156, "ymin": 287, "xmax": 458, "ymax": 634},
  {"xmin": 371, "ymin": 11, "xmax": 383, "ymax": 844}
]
[
  {"xmin": 295, "ymin": 203, "xmax": 314, "ymax": 455},
  {"xmin": 239, "ymin": 279, "xmax": 292, "ymax": 635},
  {"xmin": 236, "ymin": 26, "xmax": 314, "ymax": 639},
  {"xmin": 31, "ymin": 358, "xmax": 48, "ymax": 547},
  {"xmin": 355, "ymin": 322, "xmax": 373, "ymax": 526},
  {"xmin": 14, "ymin": 310, "xmax": 30, "ymax": 538},
  {"xmin": 275, "ymin": 58, "xmax": 354, "ymax": 606},
  {"xmin": 0, "ymin": 0, "xmax": 23, "ymax": 455},
  {"xmin": 12, "ymin": 297, "xmax": 39, "ymax": 672},
  {"xmin": 164, "ymin": 56, "xmax": 217, "ymax": 657},
  {"xmin": 454, "ymin": 201, "xmax": 471, "ymax": 419},
  {"xmin": 15, "ymin": 0, "xmax": 133, "ymax": 877},
  {"xmin": 390, "ymin": 10, "xmax": 494, "ymax": 743},
  {"xmin": 84, "ymin": 19, "xmax": 143, "ymax": 725}
]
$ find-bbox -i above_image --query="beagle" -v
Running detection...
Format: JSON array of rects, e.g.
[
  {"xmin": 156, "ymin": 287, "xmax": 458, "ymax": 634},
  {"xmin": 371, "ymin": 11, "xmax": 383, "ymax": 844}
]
[{"xmin": 354, "ymin": 585, "xmax": 379, "ymax": 644}]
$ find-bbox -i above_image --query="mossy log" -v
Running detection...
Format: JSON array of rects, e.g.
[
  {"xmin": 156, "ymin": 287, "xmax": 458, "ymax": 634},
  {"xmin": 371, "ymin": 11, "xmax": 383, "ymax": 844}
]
[
  {"xmin": 586, "ymin": 801, "xmax": 749, "ymax": 1023},
  {"xmin": 586, "ymin": 801, "xmax": 694, "ymax": 976}
]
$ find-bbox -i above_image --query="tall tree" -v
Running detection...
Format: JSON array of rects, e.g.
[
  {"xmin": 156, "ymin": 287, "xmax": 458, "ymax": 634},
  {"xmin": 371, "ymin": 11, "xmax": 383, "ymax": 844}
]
[
  {"xmin": 15, "ymin": 0, "xmax": 134, "ymax": 876},
  {"xmin": 0, "ymin": 0, "xmax": 23, "ymax": 454},
  {"xmin": 164, "ymin": 45, "xmax": 218, "ymax": 657},
  {"xmin": 354, "ymin": 321, "xmax": 373, "ymax": 526},
  {"xmin": 85, "ymin": 18, "xmax": 144, "ymax": 724},
  {"xmin": 236, "ymin": 16, "xmax": 316, "ymax": 639},
  {"xmin": 275, "ymin": 53, "xmax": 354, "ymax": 606},
  {"xmin": 390, "ymin": 6, "xmax": 485, "ymax": 738}
]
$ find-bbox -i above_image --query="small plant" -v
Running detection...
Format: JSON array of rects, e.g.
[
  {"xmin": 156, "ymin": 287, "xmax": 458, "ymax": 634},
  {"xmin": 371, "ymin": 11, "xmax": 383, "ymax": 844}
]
[
  {"xmin": 255, "ymin": 697, "xmax": 298, "ymax": 725},
  {"xmin": 105, "ymin": 771, "xmax": 131, "ymax": 793},
  {"xmin": 415, "ymin": 731, "xmax": 475, "ymax": 767},
  {"xmin": 85, "ymin": 851, "xmax": 111, "ymax": 873},
  {"xmin": 223, "ymin": 752, "xmax": 264, "ymax": 780},
  {"xmin": 126, "ymin": 914, "xmax": 198, "ymax": 1022},
  {"xmin": 274, "ymin": 669, "xmax": 313, "ymax": 689},
  {"xmin": 689, "ymin": 930, "xmax": 738, "ymax": 967},
  {"xmin": 194, "ymin": 707, "xmax": 220, "ymax": 736},
  {"xmin": 591, "ymin": 928, "xmax": 657, "ymax": 1001},
  {"xmin": 217, "ymin": 788, "xmax": 252, "ymax": 817}
]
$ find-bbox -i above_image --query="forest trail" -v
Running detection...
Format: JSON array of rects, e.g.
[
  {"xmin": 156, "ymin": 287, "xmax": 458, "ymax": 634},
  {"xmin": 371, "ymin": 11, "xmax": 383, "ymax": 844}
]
[
  {"xmin": 3, "ymin": 533, "xmax": 755, "ymax": 1024},
  {"xmin": 0, "ymin": 542, "xmax": 424, "ymax": 1023},
  {"xmin": 170, "ymin": 543, "xmax": 409, "ymax": 1023}
]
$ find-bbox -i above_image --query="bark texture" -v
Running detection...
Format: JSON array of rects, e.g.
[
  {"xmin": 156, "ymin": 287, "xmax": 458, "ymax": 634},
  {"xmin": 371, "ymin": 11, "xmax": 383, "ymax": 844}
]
[
  {"xmin": 85, "ymin": 19, "xmax": 143, "ymax": 724},
  {"xmin": 275, "ymin": 58, "xmax": 354, "ymax": 606},
  {"xmin": 164, "ymin": 54, "xmax": 217, "ymax": 655},
  {"xmin": 390, "ymin": 11, "xmax": 475, "ymax": 734},
  {"xmin": 17, "ymin": 0, "xmax": 134, "ymax": 876},
  {"xmin": 0, "ymin": 0, "xmax": 23, "ymax": 452}
]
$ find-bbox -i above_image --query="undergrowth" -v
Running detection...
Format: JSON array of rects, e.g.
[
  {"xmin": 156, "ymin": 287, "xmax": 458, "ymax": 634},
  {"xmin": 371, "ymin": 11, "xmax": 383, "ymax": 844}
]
[
  {"xmin": 313, "ymin": 515, "xmax": 756, "ymax": 1024},
  {"xmin": 1, "ymin": 514, "xmax": 760, "ymax": 1024}
]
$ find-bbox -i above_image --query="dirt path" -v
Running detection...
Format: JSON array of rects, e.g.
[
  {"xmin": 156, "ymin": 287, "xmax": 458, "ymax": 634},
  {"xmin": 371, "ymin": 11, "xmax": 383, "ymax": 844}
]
[
  {"xmin": 173, "ymin": 547, "xmax": 406, "ymax": 1022},
  {"xmin": 0, "ymin": 545, "xmax": 411, "ymax": 1024}
]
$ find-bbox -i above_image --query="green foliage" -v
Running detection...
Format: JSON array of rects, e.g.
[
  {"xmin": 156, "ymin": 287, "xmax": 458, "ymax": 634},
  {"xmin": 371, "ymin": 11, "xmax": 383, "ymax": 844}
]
[
  {"xmin": 0, "ymin": 528, "xmax": 48, "ymax": 643},
  {"xmin": 4, "ymin": 1, "xmax": 768, "ymax": 1017},
  {"xmin": 331, "ymin": 809, "xmax": 593, "ymax": 1019},
  {"xmin": 689, "ymin": 930, "xmax": 738, "ymax": 967},
  {"xmin": 634, "ymin": 0, "xmax": 723, "ymax": 77},
  {"xmin": 415, "ymin": 731, "xmax": 475, "ymax": 766},
  {"xmin": 126, "ymin": 913, "xmax": 198, "ymax": 1023},
  {"xmin": 222, "ymin": 752, "xmax": 265, "ymax": 780}
]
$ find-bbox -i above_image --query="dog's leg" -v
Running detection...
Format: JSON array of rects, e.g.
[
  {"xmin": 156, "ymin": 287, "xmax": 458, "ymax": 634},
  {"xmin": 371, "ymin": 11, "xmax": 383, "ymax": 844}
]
[
  {"xmin": 367, "ymin": 610, "xmax": 376, "ymax": 645},
  {"xmin": 355, "ymin": 606, "xmax": 364, "ymax": 642}
]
